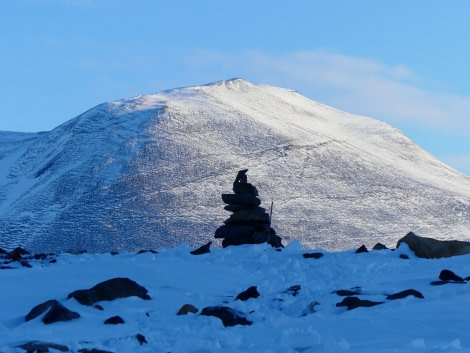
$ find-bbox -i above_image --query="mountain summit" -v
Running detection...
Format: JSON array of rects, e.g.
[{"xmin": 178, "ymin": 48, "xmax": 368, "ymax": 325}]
[{"xmin": 1, "ymin": 78, "xmax": 470, "ymax": 252}]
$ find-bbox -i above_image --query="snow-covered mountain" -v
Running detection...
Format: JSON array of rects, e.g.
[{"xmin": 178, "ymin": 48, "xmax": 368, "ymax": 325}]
[{"xmin": 1, "ymin": 78, "xmax": 470, "ymax": 252}]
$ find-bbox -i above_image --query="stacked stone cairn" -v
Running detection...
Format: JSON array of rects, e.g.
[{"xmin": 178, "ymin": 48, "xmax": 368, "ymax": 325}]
[{"xmin": 215, "ymin": 169, "xmax": 283, "ymax": 248}]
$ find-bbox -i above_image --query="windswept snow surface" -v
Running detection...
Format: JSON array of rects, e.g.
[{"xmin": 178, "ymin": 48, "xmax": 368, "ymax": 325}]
[
  {"xmin": 1, "ymin": 242, "xmax": 470, "ymax": 352},
  {"xmin": 1, "ymin": 78, "xmax": 470, "ymax": 252}
]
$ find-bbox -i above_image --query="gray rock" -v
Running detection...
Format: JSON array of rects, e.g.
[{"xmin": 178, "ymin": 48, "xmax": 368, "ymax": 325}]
[
  {"xmin": 200, "ymin": 306, "xmax": 252, "ymax": 327},
  {"xmin": 25, "ymin": 299, "xmax": 80, "ymax": 324},
  {"xmin": 68, "ymin": 278, "xmax": 150, "ymax": 306},
  {"xmin": 397, "ymin": 231, "xmax": 470, "ymax": 258}
]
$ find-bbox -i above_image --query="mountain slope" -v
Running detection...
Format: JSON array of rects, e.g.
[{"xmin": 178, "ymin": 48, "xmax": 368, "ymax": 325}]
[{"xmin": 1, "ymin": 78, "xmax": 470, "ymax": 252}]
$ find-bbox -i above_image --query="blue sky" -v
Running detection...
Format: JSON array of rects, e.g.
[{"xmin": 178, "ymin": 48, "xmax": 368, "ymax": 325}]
[{"xmin": 1, "ymin": 0, "xmax": 470, "ymax": 175}]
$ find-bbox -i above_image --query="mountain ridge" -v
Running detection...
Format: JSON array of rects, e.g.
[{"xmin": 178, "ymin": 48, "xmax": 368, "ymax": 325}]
[{"xmin": 1, "ymin": 78, "xmax": 469, "ymax": 252}]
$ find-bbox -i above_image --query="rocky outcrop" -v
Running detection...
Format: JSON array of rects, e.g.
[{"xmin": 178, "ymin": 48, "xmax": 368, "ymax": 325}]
[
  {"xmin": 68, "ymin": 278, "xmax": 150, "ymax": 306},
  {"xmin": 215, "ymin": 169, "xmax": 283, "ymax": 248},
  {"xmin": 397, "ymin": 231, "xmax": 470, "ymax": 258}
]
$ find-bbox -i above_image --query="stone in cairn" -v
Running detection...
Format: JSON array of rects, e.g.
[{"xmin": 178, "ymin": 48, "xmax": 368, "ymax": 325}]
[{"xmin": 215, "ymin": 169, "xmax": 283, "ymax": 248}]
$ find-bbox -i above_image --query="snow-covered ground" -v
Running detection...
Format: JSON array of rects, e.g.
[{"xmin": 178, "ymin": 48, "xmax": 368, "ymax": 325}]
[{"xmin": 2, "ymin": 241, "xmax": 470, "ymax": 352}]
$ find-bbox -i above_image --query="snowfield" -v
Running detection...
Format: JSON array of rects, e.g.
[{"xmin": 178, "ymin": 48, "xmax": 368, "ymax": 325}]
[{"xmin": 2, "ymin": 241, "xmax": 470, "ymax": 353}]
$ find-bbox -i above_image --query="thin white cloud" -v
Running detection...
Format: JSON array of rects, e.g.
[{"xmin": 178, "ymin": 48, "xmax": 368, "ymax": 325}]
[{"xmin": 186, "ymin": 49, "xmax": 470, "ymax": 134}]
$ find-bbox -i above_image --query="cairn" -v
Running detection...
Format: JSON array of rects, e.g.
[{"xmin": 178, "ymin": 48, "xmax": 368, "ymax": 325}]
[{"xmin": 215, "ymin": 169, "xmax": 282, "ymax": 248}]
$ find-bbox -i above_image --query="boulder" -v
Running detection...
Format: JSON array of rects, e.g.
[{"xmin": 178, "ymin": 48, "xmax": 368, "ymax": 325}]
[
  {"xmin": 336, "ymin": 296, "xmax": 383, "ymax": 310},
  {"xmin": 397, "ymin": 231, "xmax": 470, "ymax": 258},
  {"xmin": 68, "ymin": 277, "xmax": 150, "ymax": 306},
  {"xmin": 177, "ymin": 304, "xmax": 199, "ymax": 315},
  {"xmin": 233, "ymin": 182, "xmax": 258, "ymax": 196},
  {"xmin": 136, "ymin": 333, "xmax": 147, "ymax": 345},
  {"xmin": 215, "ymin": 224, "xmax": 255, "ymax": 239},
  {"xmin": 25, "ymin": 299, "xmax": 80, "ymax": 324},
  {"xmin": 17, "ymin": 341, "xmax": 69, "ymax": 352},
  {"xmin": 439, "ymin": 269, "xmax": 465, "ymax": 282},
  {"xmin": 355, "ymin": 245, "xmax": 368, "ymax": 253},
  {"xmin": 190, "ymin": 241, "xmax": 211, "ymax": 255},
  {"xmin": 104, "ymin": 315, "xmax": 125, "ymax": 325},
  {"xmin": 225, "ymin": 209, "xmax": 270, "ymax": 224},
  {"xmin": 200, "ymin": 306, "xmax": 252, "ymax": 327},
  {"xmin": 235, "ymin": 286, "xmax": 260, "ymax": 301},
  {"xmin": 221, "ymin": 193, "xmax": 261, "ymax": 206},
  {"xmin": 303, "ymin": 252, "xmax": 324, "ymax": 259},
  {"xmin": 386, "ymin": 289, "xmax": 424, "ymax": 300}
]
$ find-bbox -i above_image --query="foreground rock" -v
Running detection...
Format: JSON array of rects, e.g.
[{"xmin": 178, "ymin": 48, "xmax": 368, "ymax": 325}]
[
  {"xmin": 215, "ymin": 169, "xmax": 283, "ymax": 248},
  {"xmin": 397, "ymin": 231, "xmax": 470, "ymax": 258},
  {"xmin": 68, "ymin": 278, "xmax": 150, "ymax": 305},
  {"xmin": 25, "ymin": 299, "xmax": 80, "ymax": 324},
  {"xmin": 17, "ymin": 341, "xmax": 69, "ymax": 352},
  {"xmin": 200, "ymin": 305, "xmax": 252, "ymax": 327}
]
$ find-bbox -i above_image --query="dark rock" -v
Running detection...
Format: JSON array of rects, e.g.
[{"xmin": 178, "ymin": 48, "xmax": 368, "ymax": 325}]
[
  {"xmin": 17, "ymin": 341, "xmax": 69, "ymax": 352},
  {"xmin": 9, "ymin": 247, "xmax": 31, "ymax": 260},
  {"xmin": 49, "ymin": 258, "xmax": 57, "ymax": 263},
  {"xmin": 34, "ymin": 253, "xmax": 48, "ymax": 260},
  {"xmin": 215, "ymin": 224, "xmax": 255, "ymax": 239},
  {"xmin": 334, "ymin": 289, "xmax": 362, "ymax": 297},
  {"xmin": 303, "ymin": 252, "xmax": 324, "ymax": 259},
  {"xmin": 233, "ymin": 182, "xmax": 258, "ymax": 196},
  {"xmin": 221, "ymin": 193, "xmax": 261, "ymax": 206},
  {"xmin": 20, "ymin": 260, "xmax": 32, "ymax": 268},
  {"xmin": 336, "ymin": 296, "xmax": 383, "ymax": 310},
  {"xmin": 136, "ymin": 333, "xmax": 147, "ymax": 345},
  {"xmin": 177, "ymin": 303, "xmax": 199, "ymax": 315},
  {"xmin": 397, "ymin": 231, "xmax": 470, "ymax": 258},
  {"xmin": 386, "ymin": 289, "xmax": 424, "ymax": 300},
  {"xmin": 439, "ymin": 269, "xmax": 465, "ymax": 282},
  {"xmin": 93, "ymin": 304, "xmax": 104, "ymax": 311},
  {"xmin": 372, "ymin": 243, "xmax": 388, "ymax": 250},
  {"xmin": 200, "ymin": 306, "xmax": 252, "ymax": 327},
  {"xmin": 26, "ymin": 299, "xmax": 80, "ymax": 324},
  {"xmin": 235, "ymin": 286, "xmax": 260, "ymax": 301},
  {"xmin": 224, "ymin": 204, "xmax": 260, "ymax": 213},
  {"xmin": 137, "ymin": 249, "xmax": 158, "ymax": 254},
  {"xmin": 283, "ymin": 285, "xmax": 301, "ymax": 296},
  {"xmin": 190, "ymin": 241, "xmax": 211, "ymax": 255},
  {"xmin": 267, "ymin": 229, "xmax": 284, "ymax": 248},
  {"xmin": 68, "ymin": 277, "xmax": 150, "ymax": 306},
  {"xmin": 234, "ymin": 169, "xmax": 249, "ymax": 183},
  {"xmin": 300, "ymin": 301, "xmax": 320, "ymax": 316},
  {"xmin": 104, "ymin": 315, "xmax": 125, "ymax": 325},
  {"xmin": 221, "ymin": 232, "xmax": 253, "ymax": 247},
  {"xmin": 355, "ymin": 245, "xmax": 368, "ymax": 253},
  {"xmin": 225, "ymin": 209, "xmax": 270, "ymax": 224},
  {"xmin": 399, "ymin": 254, "xmax": 410, "ymax": 259}
]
